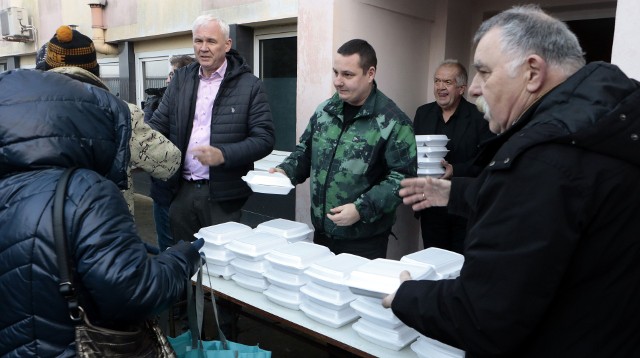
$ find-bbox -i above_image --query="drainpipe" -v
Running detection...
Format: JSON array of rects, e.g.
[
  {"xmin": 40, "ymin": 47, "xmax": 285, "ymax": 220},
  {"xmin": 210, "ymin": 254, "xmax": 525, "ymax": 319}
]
[{"xmin": 88, "ymin": 0, "xmax": 118, "ymax": 55}]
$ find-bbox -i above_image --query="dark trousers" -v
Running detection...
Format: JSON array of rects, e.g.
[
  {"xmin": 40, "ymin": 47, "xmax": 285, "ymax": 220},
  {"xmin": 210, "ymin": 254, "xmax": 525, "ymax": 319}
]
[
  {"xmin": 420, "ymin": 207, "xmax": 467, "ymax": 254},
  {"xmin": 168, "ymin": 179, "xmax": 246, "ymax": 338},
  {"xmin": 313, "ymin": 232, "xmax": 389, "ymax": 259}
]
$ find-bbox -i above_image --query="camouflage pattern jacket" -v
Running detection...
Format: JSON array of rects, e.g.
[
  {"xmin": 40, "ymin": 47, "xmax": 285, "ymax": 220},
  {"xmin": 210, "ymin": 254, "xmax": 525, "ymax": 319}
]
[
  {"xmin": 50, "ymin": 67, "xmax": 181, "ymax": 214},
  {"xmin": 278, "ymin": 85, "xmax": 417, "ymax": 239}
]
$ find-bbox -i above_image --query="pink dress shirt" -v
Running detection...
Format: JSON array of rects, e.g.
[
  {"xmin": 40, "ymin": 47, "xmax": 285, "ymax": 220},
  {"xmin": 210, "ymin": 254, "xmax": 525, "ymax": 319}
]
[{"xmin": 182, "ymin": 60, "xmax": 227, "ymax": 180}]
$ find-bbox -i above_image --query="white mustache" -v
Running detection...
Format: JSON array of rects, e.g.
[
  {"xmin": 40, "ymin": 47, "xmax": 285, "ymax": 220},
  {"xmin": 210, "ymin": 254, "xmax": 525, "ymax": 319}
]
[{"xmin": 475, "ymin": 96, "xmax": 491, "ymax": 119}]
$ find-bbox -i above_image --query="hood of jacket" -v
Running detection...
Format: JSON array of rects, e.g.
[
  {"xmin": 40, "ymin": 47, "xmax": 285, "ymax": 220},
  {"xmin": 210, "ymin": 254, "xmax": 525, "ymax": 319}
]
[
  {"xmin": 0, "ymin": 68, "xmax": 131, "ymax": 188},
  {"xmin": 479, "ymin": 62, "xmax": 640, "ymax": 170}
]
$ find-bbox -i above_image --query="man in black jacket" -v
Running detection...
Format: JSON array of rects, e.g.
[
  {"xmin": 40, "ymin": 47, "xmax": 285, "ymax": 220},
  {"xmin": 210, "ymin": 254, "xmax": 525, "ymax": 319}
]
[
  {"xmin": 386, "ymin": 4, "xmax": 640, "ymax": 357},
  {"xmin": 148, "ymin": 15, "xmax": 274, "ymax": 246},
  {"xmin": 413, "ymin": 60, "xmax": 493, "ymax": 253},
  {"xmin": 148, "ymin": 15, "xmax": 274, "ymax": 337}
]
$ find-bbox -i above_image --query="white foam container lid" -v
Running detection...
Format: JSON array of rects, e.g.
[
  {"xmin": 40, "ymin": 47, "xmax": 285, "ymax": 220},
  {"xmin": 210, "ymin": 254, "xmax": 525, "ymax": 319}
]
[
  {"xmin": 264, "ymin": 241, "xmax": 334, "ymax": 274},
  {"xmin": 352, "ymin": 318, "xmax": 419, "ymax": 351},
  {"xmin": 299, "ymin": 298, "xmax": 359, "ymax": 328},
  {"xmin": 300, "ymin": 281, "xmax": 357, "ymax": 310},
  {"xmin": 254, "ymin": 218, "xmax": 314, "ymax": 243},
  {"xmin": 203, "ymin": 262, "xmax": 235, "ymax": 280},
  {"xmin": 201, "ymin": 246, "xmax": 236, "ymax": 266},
  {"xmin": 263, "ymin": 284, "xmax": 303, "ymax": 310},
  {"xmin": 415, "ymin": 135, "xmax": 450, "ymax": 147},
  {"xmin": 349, "ymin": 296, "xmax": 404, "ymax": 328},
  {"xmin": 417, "ymin": 146, "xmax": 450, "ymax": 158},
  {"xmin": 229, "ymin": 258, "xmax": 271, "ymax": 278},
  {"xmin": 418, "ymin": 156, "xmax": 444, "ymax": 168},
  {"xmin": 263, "ymin": 267, "xmax": 308, "ymax": 291},
  {"xmin": 345, "ymin": 258, "xmax": 439, "ymax": 299},
  {"xmin": 411, "ymin": 335, "xmax": 466, "ymax": 358},
  {"xmin": 193, "ymin": 221, "xmax": 253, "ymax": 246},
  {"xmin": 242, "ymin": 170, "xmax": 294, "ymax": 195},
  {"xmin": 418, "ymin": 167, "xmax": 445, "ymax": 177},
  {"xmin": 401, "ymin": 247, "xmax": 464, "ymax": 279},
  {"xmin": 303, "ymin": 253, "xmax": 370, "ymax": 290},
  {"xmin": 225, "ymin": 232, "xmax": 288, "ymax": 261},
  {"xmin": 231, "ymin": 272, "xmax": 269, "ymax": 292}
]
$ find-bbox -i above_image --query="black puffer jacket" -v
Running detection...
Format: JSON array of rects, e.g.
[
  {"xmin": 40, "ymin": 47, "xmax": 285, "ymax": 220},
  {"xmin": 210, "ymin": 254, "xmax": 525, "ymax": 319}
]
[
  {"xmin": 0, "ymin": 69, "xmax": 202, "ymax": 357},
  {"xmin": 392, "ymin": 62, "xmax": 640, "ymax": 357},
  {"xmin": 149, "ymin": 49, "xmax": 275, "ymax": 201}
]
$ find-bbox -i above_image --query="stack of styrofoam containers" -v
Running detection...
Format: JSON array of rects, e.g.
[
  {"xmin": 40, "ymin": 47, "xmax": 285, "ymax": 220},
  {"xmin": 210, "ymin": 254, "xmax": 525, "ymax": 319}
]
[
  {"xmin": 193, "ymin": 222, "xmax": 253, "ymax": 280},
  {"xmin": 411, "ymin": 335, "xmax": 466, "ymax": 358},
  {"xmin": 254, "ymin": 218, "xmax": 314, "ymax": 243},
  {"xmin": 401, "ymin": 247, "xmax": 465, "ymax": 279},
  {"xmin": 345, "ymin": 259, "xmax": 441, "ymax": 351},
  {"xmin": 299, "ymin": 253, "xmax": 369, "ymax": 328},
  {"xmin": 262, "ymin": 241, "xmax": 334, "ymax": 310},
  {"xmin": 415, "ymin": 135, "xmax": 450, "ymax": 178},
  {"xmin": 225, "ymin": 231, "xmax": 288, "ymax": 292}
]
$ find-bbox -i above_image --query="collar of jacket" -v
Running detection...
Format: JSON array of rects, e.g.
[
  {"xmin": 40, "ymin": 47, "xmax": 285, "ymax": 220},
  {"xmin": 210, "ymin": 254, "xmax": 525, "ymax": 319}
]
[{"xmin": 48, "ymin": 66, "xmax": 109, "ymax": 91}]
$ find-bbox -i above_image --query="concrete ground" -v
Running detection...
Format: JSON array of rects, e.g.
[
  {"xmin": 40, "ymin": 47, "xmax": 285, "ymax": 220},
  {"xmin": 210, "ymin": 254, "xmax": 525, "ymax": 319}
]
[{"xmin": 132, "ymin": 186, "xmax": 345, "ymax": 357}]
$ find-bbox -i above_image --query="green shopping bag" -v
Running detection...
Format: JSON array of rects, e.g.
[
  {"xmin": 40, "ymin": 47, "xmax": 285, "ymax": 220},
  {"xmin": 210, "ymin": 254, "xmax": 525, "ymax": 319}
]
[{"xmin": 168, "ymin": 257, "xmax": 271, "ymax": 358}]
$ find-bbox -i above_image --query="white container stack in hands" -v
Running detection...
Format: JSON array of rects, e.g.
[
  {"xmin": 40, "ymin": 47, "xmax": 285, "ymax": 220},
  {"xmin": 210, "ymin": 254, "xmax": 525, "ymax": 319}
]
[
  {"xmin": 194, "ymin": 221, "xmax": 253, "ymax": 280},
  {"xmin": 415, "ymin": 134, "xmax": 450, "ymax": 177}
]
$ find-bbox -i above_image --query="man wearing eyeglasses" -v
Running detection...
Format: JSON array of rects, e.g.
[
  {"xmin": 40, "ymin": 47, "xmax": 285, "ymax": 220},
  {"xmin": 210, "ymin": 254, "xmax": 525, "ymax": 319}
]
[{"xmin": 412, "ymin": 59, "xmax": 494, "ymax": 253}]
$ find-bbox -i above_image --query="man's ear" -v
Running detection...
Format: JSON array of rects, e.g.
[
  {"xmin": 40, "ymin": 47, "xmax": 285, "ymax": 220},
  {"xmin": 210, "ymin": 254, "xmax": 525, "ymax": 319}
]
[
  {"xmin": 367, "ymin": 66, "xmax": 376, "ymax": 83},
  {"xmin": 525, "ymin": 54, "xmax": 546, "ymax": 93}
]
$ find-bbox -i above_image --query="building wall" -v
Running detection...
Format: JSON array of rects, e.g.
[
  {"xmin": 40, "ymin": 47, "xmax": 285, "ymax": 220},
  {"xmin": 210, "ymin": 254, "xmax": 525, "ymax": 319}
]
[{"xmin": 612, "ymin": 0, "xmax": 640, "ymax": 79}]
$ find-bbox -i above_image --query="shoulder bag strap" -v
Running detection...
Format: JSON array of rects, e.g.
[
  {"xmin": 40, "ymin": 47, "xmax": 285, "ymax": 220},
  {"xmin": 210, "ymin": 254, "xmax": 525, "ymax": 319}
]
[{"xmin": 53, "ymin": 167, "xmax": 82, "ymax": 321}]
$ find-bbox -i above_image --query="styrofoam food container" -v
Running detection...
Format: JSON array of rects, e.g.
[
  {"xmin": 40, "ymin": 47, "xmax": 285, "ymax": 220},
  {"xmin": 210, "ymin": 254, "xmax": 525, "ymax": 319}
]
[
  {"xmin": 200, "ymin": 245, "xmax": 236, "ymax": 266},
  {"xmin": 231, "ymin": 272, "xmax": 269, "ymax": 292},
  {"xmin": 349, "ymin": 296, "xmax": 403, "ymax": 328},
  {"xmin": 263, "ymin": 267, "xmax": 308, "ymax": 291},
  {"xmin": 263, "ymin": 284, "xmax": 303, "ymax": 310},
  {"xmin": 417, "ymin": 146, "xmax": 449, "ymax": 158},
  {"xmin": 345, "ymin": 258, "xmax": 438, "ymax": 299},
  {"xmin": 193, "ymin": 221, "xmax": 253, "ymax": 246},
  {"xmin": 254, "ymin": 218, "xmax": 314, "ymax": 243},
  {"xmin": 352, "ymin": 318, "xmax": 419, "ymax": 351},
  {"xmin": 411, "ymin": 335, "xmax": 466, "ymax": 358},
  {"xmin": 299, "ymin": 298, "xmax": 359, "ymax": 328},
  {"xmin": 203, "ymin": 262, "xmax": 235, "ymax": 280},
  {"xmin": 418, "ymin": 167, "xmax": 445, "ymax": 178},
  {"xmin": 401, "ymin": 247, "xmax": 464, "ymax": 279},
  {"xmin": 225, "ymin": 232, "xmax": 288, "ymax": 261},
  {"xmin": 304, "ymin": 253, "xmax": 370, "ymax": 290},
  {"xmin": 300, "ymin": 281, "xmax": 357, "ymax": 310},
  {"xmin": 418, "ymin": 156, "xmax": 444, "ymax": 169},
  {"xmin": 241, "ymin": 170, "xmax": 294, "ymax": 195},
  {"xmin": 415, "ymin": 135, "xmax": 450, "ymax": 147},
  {"xmin": 264, "ymin": 241, "xmax": 334, "ymax": 274},
  {"xmin": 229, "ymin": 258, "xmax": 271, "ymax": 278}
]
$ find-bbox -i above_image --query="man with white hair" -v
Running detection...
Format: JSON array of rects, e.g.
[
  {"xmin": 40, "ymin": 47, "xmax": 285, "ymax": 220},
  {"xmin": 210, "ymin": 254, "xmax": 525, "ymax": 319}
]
[{"xmin": 385, "ymin": 5, "xmax": 640, "ymax": 356}]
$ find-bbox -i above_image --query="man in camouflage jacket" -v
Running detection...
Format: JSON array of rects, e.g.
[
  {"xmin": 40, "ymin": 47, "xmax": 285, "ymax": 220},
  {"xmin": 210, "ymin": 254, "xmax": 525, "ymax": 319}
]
[{"xmin": 275, "ymin": 39, "xmax": 417, "ymax": 259}]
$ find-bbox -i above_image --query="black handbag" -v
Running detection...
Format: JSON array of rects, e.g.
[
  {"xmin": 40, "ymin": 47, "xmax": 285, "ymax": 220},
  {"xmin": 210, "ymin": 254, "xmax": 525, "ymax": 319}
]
[{"xmin": 53, "ymin": 167, "xmax": 176, "ymax": 358}]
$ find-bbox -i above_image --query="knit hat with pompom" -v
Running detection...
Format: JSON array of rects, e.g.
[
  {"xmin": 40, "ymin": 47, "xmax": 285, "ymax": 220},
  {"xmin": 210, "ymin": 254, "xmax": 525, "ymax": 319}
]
[{"xmin": 45, "ymin": 25, "xmax": 99, "ymax": 76}]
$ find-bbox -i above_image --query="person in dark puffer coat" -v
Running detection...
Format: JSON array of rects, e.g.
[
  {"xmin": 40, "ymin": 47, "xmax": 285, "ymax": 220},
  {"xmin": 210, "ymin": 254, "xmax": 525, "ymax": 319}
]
[{"xmin": 0, "ymin": 69, "xmax": 204, "ymax": 357}]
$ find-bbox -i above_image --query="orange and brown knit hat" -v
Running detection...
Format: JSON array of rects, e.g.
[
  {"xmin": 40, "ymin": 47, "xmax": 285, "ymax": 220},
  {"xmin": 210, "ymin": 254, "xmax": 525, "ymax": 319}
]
[{"xmin": 45, "ymin": 25, "xmax": 99, "ymax": 76}]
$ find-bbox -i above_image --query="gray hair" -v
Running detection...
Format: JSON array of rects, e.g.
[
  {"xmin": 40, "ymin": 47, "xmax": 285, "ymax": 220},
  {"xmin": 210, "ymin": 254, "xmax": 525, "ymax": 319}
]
[
  {"xmin": 438, "ymin": 59, "xmax": 468, "ymax": 86},
  {"xmin": 192, "ymin": 15, "xmax": 230, "ymax": 40},
  {"xmin": 473, "ymin": 5, "xmax": 585, "ymax": 77}
]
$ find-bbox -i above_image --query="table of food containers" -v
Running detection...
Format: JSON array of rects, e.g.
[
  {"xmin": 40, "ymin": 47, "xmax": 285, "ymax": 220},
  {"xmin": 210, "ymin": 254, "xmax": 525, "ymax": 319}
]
[{"xmin": 194, "ymin": 218, "xmax": 466, "ymax": 358}]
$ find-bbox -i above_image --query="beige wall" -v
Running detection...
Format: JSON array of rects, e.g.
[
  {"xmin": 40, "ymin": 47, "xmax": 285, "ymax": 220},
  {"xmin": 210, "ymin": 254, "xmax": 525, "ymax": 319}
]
[{"xmin": 612, "ymin": 0, "xmax": 640, "ymax": 79}]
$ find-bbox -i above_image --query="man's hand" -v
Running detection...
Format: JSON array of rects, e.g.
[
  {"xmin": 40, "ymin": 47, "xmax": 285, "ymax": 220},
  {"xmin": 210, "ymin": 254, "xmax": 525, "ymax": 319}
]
[
  {"xmin": 440, "ymin": 159, "xmax": 453, "ymax": 180},
  {"xmin": 268, "ymin": 167, "xmax": 286, "ymax": 175},
  {"xmin": 382, "ymin": 270, "xmax": 412, "ymax": 308},
  {"xmin": 327, "ymin": 203, "xmax": 361, "ymax": 226},
  {"xmin": 190, "ymin": 145, "xmax": 225, "ymax": 166},
  {"xmin": 399, "ymin": 177, "xmax": 451, "ymax": 211}
]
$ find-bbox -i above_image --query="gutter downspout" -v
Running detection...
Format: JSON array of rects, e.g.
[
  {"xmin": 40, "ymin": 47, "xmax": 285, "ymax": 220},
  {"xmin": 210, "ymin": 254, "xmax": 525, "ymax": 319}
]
[{"xmin": 88, "ymin": 1, "xmax": 118, "ymax": 55}]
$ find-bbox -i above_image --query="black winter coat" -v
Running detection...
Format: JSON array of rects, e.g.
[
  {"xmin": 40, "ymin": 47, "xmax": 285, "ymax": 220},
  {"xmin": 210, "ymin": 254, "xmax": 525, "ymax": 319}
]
[
  {"xmin": 392, "ymin": 62, "xmax": 640, "ymax": 357},
  {"xmin": 0, "ymin": 70, "xmax": 202, "ymax": 357},
  {"xmin": 148, "ymin": 49, "xmax": 275, "ymax": 201}
]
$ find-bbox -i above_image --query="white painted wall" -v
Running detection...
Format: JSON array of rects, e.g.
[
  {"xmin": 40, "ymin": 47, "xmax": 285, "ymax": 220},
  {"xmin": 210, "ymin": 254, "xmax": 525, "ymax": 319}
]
[{"xmin": 612, "ymin": 0, "xmax": 640, "ymax": 80}]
